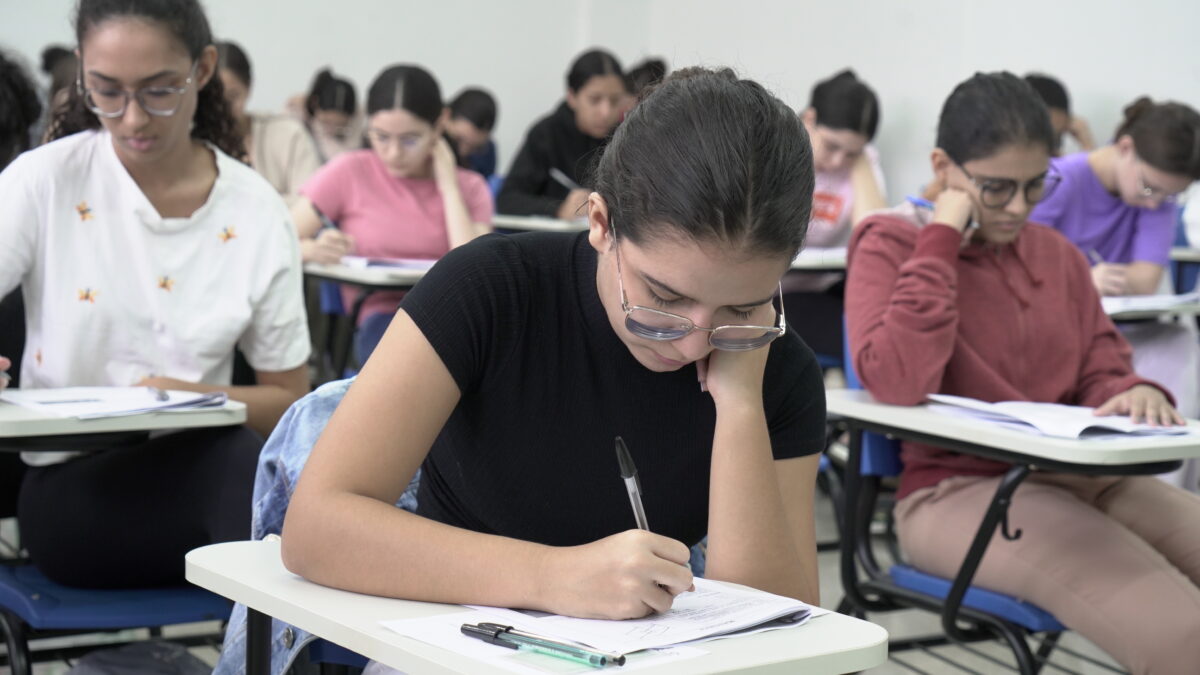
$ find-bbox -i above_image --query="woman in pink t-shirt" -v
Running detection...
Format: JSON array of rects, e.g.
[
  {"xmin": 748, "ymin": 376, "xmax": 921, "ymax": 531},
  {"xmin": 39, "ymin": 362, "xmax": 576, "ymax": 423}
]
[
  {"xmin": 291, "ymin": 64, "xmax": 494, "ymax": 362},
  {"xmin": 784, "ymin": 70, "xmax": 887, "ymax": 361}
]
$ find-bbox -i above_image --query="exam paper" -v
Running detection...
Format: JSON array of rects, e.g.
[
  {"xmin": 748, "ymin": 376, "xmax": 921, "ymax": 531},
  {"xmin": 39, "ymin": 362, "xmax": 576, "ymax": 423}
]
[
  {"xmin": 927, "ymin": 394, "xmax": 1196, "ymax": 439},
  {"xmin": 340, "ymin": 256, "xmax": 437, "ymax": 271},
  {"xmin": 466, "ymin": 578, "xmax": 824, "ymax": 654},
  {"xmin": 378, "ymin": 610, "xmax": 706, "ymax": 674},
  {"xmin": 1101, "ymin": 291, "xmax": 1200, "ymax": 316},
  {"xmin": 1, "ymin": 387, "xmax": 227, "ymax": 419}
]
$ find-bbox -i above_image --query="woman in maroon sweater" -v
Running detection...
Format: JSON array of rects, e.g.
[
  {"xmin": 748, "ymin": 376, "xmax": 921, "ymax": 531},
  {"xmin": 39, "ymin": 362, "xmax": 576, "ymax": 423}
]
[{"xmin": 847, "ymin": 72, "xmax": 1200, "ymax": 675}]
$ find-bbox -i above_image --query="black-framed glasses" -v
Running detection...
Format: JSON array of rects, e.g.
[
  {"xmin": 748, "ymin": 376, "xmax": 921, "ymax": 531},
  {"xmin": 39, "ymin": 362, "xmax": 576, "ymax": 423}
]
[
  {"xmin": 957, "ymin": 162, "xmax": 1062, "ymax": 209},
  {"xmin": 77, "ymin": 61, "xmax": 199, "ymax": 119},
  {"xmin": 611, "ymin": 221, "xmax": 786, "ymax": 352}
]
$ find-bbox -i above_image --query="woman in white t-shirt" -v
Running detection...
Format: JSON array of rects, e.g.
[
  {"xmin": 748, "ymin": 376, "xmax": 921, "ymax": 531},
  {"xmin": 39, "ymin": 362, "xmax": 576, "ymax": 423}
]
[
  {"xmin": 0, "ymin": 0, "xmax": 311, "ymax": 588},
  {"xmin": 785, "ymin": 69, "xmax": 887, "ymax": 360}
]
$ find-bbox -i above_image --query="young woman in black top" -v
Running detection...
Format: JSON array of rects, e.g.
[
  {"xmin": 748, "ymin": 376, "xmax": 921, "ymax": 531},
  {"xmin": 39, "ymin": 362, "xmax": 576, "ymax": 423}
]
[
  {"xmin": 496, "ymin": 48, "xmax": 626, "ymax": 220},
  {"xmin": 282, "ymin": 67, "xmax": 825, "ymax": 618}
]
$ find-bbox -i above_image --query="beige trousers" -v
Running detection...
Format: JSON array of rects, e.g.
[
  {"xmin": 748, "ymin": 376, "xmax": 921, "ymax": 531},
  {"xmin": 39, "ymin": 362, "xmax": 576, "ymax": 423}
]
[{"xmin": 895, "ymin": 473, "xmax": 1200, "ymax": 675}]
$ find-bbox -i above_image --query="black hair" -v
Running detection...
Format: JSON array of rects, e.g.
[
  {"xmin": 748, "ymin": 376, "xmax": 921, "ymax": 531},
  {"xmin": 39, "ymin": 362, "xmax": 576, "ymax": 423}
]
[
  {"xmin": 40, "ymin": 45, "xmax": 77, "ymax": 99},
  {"xmin": 625, "ymin": 57, "xmax": 667, "ymax": 98},
  {"xmin": 48, "ymin": 0, "xmax": 245, "ymax": 161},
  {"xmin": 1024, "ymin": 73, "xmax": 1070, "ymax": 113},
  {"xmin": 216, "ymin": 40, "xmax": 251, "ymax": 88},
  {"xmin": 0, "ymin": 51, "xmax": 43, "ymax": 169},
  {"xmin": 1115, "ymin": 97, "xmax": 1200, "ymax": 180},
  {"xmin": 566, "ymin": 48, "xmax": 623, "ymax": 93},
  {"xmin": 594, "ymin": 66, "xmax": 814, "ymax": 259},
  {"xmin": 936, "ymin": 72, "xmax": 1055, "ymax": 165},
  {"xmin": 306, "ymin": 69, "xmax": 356, "ymax": 117},
  {"xmin": 365, "ymin": 64, "xmax": 442, "ymax": 125},
  {"xmin": 808, "ymin": 69, "xmax": 879, "ymax": 140},
  {"xmin": 449, "ymin": 87, "xmax": 496, "ymax": 131}
]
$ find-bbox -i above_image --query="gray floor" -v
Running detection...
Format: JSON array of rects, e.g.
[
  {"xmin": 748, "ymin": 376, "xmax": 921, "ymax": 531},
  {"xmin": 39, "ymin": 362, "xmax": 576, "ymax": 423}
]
[{"xmin": 5, "ymin": 489, "xmax": 1125, "ymax": 675}]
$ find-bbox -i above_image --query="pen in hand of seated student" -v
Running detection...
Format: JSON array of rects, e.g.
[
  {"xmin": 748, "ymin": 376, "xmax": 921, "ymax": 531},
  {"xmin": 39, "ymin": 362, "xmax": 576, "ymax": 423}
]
[
  {"xmin": 301, "ymin": 227, "xmax": 355, "ymax": 265},
  {"xmin": 1094, "ymin": 384, "xmax": 1185, "ymax": 426}
]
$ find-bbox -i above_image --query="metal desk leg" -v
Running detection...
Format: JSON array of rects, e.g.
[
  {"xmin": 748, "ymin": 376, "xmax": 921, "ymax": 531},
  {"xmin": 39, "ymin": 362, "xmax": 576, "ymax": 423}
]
[{"xmin": 246, "ymin": 608, "xmax": 271, "ymax": 675}]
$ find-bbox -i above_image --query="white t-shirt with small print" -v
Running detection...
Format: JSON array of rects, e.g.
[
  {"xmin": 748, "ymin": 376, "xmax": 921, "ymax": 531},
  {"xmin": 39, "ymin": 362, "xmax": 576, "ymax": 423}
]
[{"xmin": 0, "ymin": 130, "xmax": 310, "ymax": 459}]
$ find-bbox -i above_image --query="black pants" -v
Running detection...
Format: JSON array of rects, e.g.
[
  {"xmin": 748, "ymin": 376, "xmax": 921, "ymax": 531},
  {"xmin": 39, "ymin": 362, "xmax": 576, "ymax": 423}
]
[
  {"xmin": 17, "ymin": 425, "xmax": 262, "ymax": 588},
  {"xmin": 782, "ymin": 280, "xmax": 846, "ymax": 359}
]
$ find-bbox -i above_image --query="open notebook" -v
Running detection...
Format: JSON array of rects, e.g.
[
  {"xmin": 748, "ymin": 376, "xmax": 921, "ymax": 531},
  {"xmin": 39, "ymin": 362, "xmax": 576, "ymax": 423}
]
[
  {"xmin": 1, "ymin": 387, "xmax": 228, "ymax": 419},
  {"xmin": 927, "ymin": 394, "xmax": 1194, "ymax": 439}
]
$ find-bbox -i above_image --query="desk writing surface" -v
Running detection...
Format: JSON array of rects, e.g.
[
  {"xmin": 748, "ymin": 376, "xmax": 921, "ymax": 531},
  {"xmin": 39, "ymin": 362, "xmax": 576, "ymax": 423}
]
[
  {"xmin": 303, "ymin": 263, "xmax": 426, "ymax": 288},
  {"xmin": 826, "ymin": 389, "xmax": 1200, "ymax": 466},
  {"xmin": 790, "ymin": 247, "xmax": 847, "ymax": 271},
  {"xmin": 492, "ymin": 215, "xmax": 587, "ymax": 233},
  {"xmin": 1170, "ymin": 247, "xmax": 1200, "ymax": 263},
  {"xmin": 0, "ymin": 398, "xmax": 246, "ymax": 438},
  {"xmin": 186, "ymin": 540, "xmax": 888, "ymax": 674}
]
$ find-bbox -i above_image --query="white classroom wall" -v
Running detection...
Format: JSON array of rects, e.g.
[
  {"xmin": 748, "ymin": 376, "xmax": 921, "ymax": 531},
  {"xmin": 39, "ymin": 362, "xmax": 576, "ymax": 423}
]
[{"xmin": 4, "ymin": 0, "xmax": 1200, "ymax": 199}]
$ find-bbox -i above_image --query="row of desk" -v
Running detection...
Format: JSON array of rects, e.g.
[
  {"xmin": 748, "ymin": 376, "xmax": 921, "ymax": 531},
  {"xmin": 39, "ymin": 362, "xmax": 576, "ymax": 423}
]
[{"xmin": 7, "ymin": 383, "xmax": 1200, "ymax": 672}]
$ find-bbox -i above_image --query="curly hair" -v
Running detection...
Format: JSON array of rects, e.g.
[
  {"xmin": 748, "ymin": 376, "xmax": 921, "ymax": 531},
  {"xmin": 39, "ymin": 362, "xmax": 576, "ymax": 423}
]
[
  {"xmin": 47, "ymin": 0, "xmax": 245, "ymax": 161},
  {"xmin": 0, "ymin": 51, "xmax": 43, "ymax": 168}
]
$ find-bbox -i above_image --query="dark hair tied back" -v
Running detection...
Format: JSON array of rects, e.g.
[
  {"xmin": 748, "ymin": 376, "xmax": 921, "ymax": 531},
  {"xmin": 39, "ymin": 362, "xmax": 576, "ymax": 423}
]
[
  {"xmin": 48, "ymin": 0, "xmax": 245, "ymax": 161},
  {"xmin": 594, "ymin": 66, "xmax": 814, "ymax": 259},
  {"xmin": 809, "ymin": 69, "xmax": 880, "ymax": 140},
  {"xmin": 1115, "ymin": 97, "xmax": 1200, "ymax": 180},
  {"xmin": 307, "ymin": 69, "xmax": 356, "ymax": 118},
  {"xmin": 366, "ymin": 64, "xmax": 442, "ymax": 126},
  {"xmin": 567, "ymin": 49, "xmax": 624, "ymax": 93},
  {"xmin": 936, "ymin": 71, "xmax": 1055, "ymax": 165}
]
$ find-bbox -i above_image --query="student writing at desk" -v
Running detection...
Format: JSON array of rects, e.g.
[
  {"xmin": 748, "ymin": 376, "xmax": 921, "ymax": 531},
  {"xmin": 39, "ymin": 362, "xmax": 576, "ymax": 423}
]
[
  {"xmin": 280, "ymin": 68, "xmax": 825, "ymax": 654},
  {"xmin": 1029, "ymin": 98, "xmax": 1200, "ymax": 487},
  {"xmin": 0, "ymin": 0, "xmax": 311, "ymax": 589},
  {"xmin": 291, "ymin": 64, "xmax": 493, "ymax": 362},
  {"xmin": 496, "ymin": 48, "xmax": 625, "ymax": 220},
  {"xmin": 847, "ymin": 72, "xmax": 1200, "ymax": 675}
]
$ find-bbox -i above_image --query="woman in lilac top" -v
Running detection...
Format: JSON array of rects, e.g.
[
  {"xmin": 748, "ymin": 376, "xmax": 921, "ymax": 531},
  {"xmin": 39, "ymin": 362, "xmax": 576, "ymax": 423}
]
[{"xmin": 1031, "ymin": 98, "xmax": 1200, "ymax": 487}]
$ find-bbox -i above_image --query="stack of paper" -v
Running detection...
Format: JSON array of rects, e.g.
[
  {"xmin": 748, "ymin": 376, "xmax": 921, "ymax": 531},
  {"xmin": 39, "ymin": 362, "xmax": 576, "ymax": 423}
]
[
  {"xmin": 1, "ymin": 387, "xmax": 228, "ymax": 420},
  {"xmin": 927, "ymin": 393, "xmax": 1194, "ymax": 439}
]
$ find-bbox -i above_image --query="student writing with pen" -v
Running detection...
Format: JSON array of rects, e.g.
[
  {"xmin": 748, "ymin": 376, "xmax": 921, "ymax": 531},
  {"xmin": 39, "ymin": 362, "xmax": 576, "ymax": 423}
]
[
  {"xmin": 496, "ymin": 49, "xmax": 626, "ymax": 220},
  {"xmin": 279, "ymin": 69, "xmax": 826, "ymax": 666}
]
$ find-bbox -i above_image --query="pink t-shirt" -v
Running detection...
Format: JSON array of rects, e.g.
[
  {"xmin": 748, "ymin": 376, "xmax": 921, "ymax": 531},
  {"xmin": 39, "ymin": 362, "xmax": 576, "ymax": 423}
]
[
  {"xmin": 301, "ymin": 149, "xmax": 494, "ymax": 320},
  {"xmin": 805, "ymin": 144, "xmax": 887, "ymax": 248}
]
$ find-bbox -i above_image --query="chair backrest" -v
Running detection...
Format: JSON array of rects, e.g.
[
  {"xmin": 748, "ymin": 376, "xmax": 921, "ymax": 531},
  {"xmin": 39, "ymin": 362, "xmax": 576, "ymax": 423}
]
[
  {"xmin": 1173, "ymin": 207, "xmax": 1197, "ymax": 293},
  {"xmin": 842, "ymin": 318, "xmax": 904, "ymax": 478}
]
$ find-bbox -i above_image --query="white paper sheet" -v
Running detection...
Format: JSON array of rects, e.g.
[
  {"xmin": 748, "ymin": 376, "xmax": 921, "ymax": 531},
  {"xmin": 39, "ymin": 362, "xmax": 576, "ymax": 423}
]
[
  {"xmin": 341, "ymin": 256, "xmax": 437, "ymax": 271},
  {"xmin": 1, "ymin": 387, "xmax": 227, "ymax": 419},
  {"xmin": 1101, "ymin": 291, "xmax": 1200, "ymax": 316},
  {"xmin": 379, "ymin": 611, "xmax": 706, "ymax": 674},
  {"xmin": 466, "ymin": 578, "xmax": 823, "ymax": 654}
]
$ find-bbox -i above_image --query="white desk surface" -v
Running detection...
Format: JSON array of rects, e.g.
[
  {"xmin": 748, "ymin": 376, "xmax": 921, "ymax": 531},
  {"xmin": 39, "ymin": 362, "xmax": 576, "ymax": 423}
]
[
  {"xmin": 789, "ymin": 248, "xmax": 847, "ymax": 271},
  {"xmin": 0, "ymin": 398, "xmax": 246, "ymax": 438},
  {"xmin": 303, "ymin": 263, "xmax": 427, "ymax": 287},
  {"xmin": 492, "ymin": 214, "xmax": 588, "ymax": 232},
  {"xmin": 826, "ymin": 388, "xmax": 1200, "ymax": 466},
  {"xmin": 1170, "ymin": 246, "xmax": 1200, "ymax": 263},
  {"xmin": 1107, "ymin": 302, "xmax": 1200, "ymax": 321},
  {"xmin": 187, "ymin": 540, "xmax": 888, "ymax": 675}
]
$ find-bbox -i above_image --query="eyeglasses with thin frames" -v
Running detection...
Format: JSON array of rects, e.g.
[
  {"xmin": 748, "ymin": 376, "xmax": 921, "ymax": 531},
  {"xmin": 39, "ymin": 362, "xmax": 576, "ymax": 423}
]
[
  {"xmin": 956, "ymin": 162, "xmax": 1062, "ymax": 210},
  {"xmin": 611, "ymin": 221, "xmax": 786, "ymax": 352},
  {"xmin": 77, "ymin": 61, "xmax": 199, "ymax": 119},
  {"xmin": 1134, "ymin": 158, "xmax": 1181, "ymax": 204},
  {"xmin": 365, "ymin": 128, "xmax": 431, "ymax": 152}
]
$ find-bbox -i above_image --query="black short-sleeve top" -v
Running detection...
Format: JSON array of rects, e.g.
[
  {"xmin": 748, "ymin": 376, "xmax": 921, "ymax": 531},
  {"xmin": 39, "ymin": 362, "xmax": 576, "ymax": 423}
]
[{"xmin": 400, "ymin": 232, "xmax": 825, "ymax": 549}]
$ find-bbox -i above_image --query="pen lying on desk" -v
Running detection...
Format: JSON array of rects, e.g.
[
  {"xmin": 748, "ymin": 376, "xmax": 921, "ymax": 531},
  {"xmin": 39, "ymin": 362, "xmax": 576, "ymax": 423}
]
[{"xmin": 461, "ymin": 622, "xmax": 625, "ymax": 667}]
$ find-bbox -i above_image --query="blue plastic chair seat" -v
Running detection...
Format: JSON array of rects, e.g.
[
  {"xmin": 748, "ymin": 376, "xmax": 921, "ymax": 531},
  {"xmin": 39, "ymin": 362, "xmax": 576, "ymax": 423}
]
[
  {"xmin": 814, "ymin": 353, "xmax": 844, "ymax": 371},
  {"xmin": 0, "ymin": 563, "xmax": 231, "ymax": 630},
  {"xmin": 889, "ymin": 564, "xmax": 1065, "ymax": 632}
]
